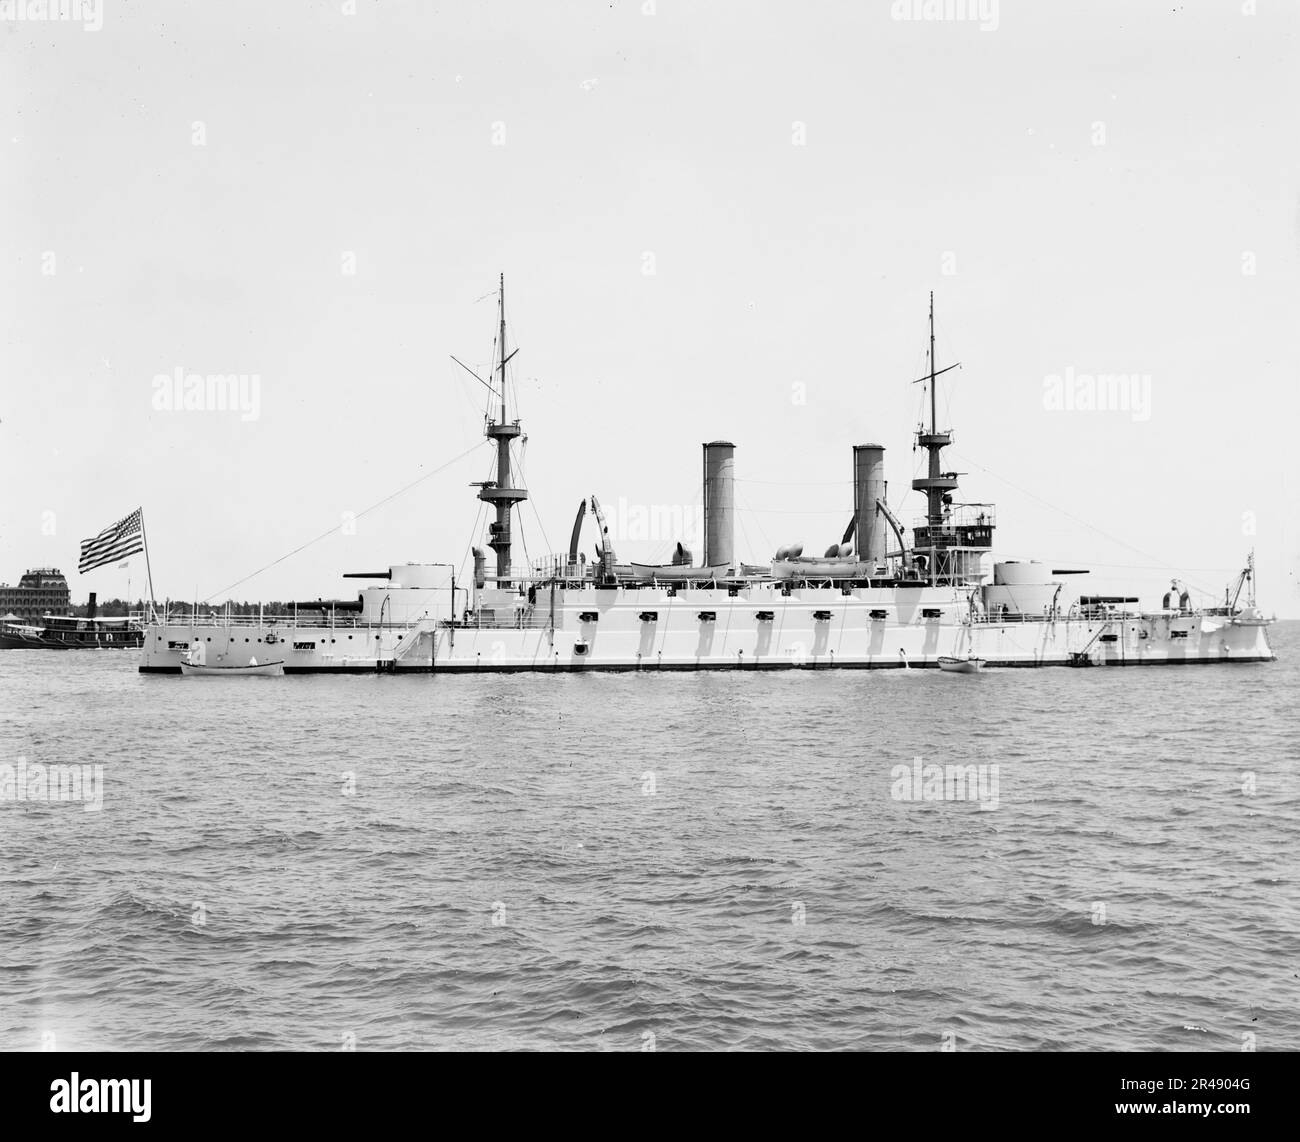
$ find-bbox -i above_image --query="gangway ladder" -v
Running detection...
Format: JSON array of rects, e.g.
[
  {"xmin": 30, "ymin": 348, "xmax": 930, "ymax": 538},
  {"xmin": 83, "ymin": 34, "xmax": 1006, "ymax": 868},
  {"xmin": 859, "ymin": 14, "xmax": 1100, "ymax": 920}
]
[
  {"xmin": 377, "ymin": 618, "xmax": 438, "ymax": 672},
  {"xmin": 1069, "ymin": 618, "xmax": 1113, "ymax": 667}
]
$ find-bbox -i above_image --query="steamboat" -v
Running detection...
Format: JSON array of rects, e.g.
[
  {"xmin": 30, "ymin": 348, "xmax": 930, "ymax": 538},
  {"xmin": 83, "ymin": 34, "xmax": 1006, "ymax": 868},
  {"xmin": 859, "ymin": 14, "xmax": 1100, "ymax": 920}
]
[
  {"xmin": 139, "ymin": 282, "xmax": 1274, "ymax": 674},
  {"xmin": 3, "ymin": 593, "xmax": 143, "ymax": 650}
]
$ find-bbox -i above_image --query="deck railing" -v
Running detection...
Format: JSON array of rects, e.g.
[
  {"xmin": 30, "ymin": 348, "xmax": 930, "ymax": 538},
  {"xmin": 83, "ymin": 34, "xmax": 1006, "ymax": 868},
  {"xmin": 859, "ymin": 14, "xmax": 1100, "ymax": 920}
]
[
  {"xmin": 143, "ymin": 611, "xmax": 401, "ymax": 630},
  {"xmin": 447, "ymin": 609, "xmax": 555, "ymax": 630},
  {"xmin": 911, "ymin": 503, "xmax": 997, "ymax": 532}
]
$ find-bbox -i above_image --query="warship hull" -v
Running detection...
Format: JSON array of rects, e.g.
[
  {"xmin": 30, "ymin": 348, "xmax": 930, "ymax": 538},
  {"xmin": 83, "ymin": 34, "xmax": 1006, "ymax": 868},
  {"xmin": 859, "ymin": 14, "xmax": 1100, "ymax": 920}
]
[
  {"xmin": 138, "ymin": 285, "xmax": 1277, "ymax": 676},
  {"xmin": 139, "ymin": 585, "xmax": 1273, "ymax": 673}
]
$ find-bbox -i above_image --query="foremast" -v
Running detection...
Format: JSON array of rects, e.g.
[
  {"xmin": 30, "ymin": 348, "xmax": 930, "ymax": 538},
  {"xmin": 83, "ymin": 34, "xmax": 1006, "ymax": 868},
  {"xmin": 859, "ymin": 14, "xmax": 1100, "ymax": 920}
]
[{"xmin": 476, "ymin": 274, "xmax": 529, "ymax": 587}]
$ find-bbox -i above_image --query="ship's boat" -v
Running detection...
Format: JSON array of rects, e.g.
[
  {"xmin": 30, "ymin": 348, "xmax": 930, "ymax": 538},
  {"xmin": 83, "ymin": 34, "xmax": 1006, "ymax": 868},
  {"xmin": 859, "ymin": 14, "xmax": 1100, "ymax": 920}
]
[
  {"xmin": 938, "ymin": 655, "xmax": 986, "ymax": 673},
  {"xmin": 1231, "ymin": 606, "xmax": 1272, "ymax": 627},
  {"xmin": 628, "ymin": 562, "xmax": 731, "ymax": 582},
  {"xmin": 179, "ymin": 638, "xmax": 283, "ymax": 675},
  {"xmin": 771, "ymin": 557, "xmax": 866, "ymax": 580},
  {"xmin": 180, "ymin": 654, "xmax": 284, "ymax": 677}
]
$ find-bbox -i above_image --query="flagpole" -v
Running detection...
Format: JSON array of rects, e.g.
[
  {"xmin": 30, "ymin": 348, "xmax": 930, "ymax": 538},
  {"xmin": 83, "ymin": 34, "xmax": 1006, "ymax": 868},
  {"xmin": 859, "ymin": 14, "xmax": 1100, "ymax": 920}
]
[{"xmin": 141, "ymin": 508, "xmax": 159, "ymax": 623}]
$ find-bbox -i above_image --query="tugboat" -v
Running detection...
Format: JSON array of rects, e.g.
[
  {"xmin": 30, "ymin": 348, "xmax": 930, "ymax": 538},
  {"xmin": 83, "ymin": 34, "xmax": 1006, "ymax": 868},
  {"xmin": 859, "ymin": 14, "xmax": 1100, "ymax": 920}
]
[{"xmin": 139, "ymin": 283, "xmax": 1275, "ymax": 674}]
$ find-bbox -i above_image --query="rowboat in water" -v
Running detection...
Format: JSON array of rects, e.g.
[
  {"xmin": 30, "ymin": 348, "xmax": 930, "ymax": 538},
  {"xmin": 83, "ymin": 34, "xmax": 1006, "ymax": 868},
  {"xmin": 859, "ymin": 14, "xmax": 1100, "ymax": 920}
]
[
  {"xmin": 180, "ymin": 652, "xmax": 284, "ymax": 677},
  {"xmin": 938, "ymin": 655, "xmax": 986, "ymax": 673}
]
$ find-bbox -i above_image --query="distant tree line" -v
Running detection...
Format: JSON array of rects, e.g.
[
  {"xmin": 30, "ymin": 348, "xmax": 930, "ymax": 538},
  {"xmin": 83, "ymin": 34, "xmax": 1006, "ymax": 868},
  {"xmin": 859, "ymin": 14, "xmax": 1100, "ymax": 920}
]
[{"xmin": 72, "ymin": 599, "xmax": 290, "ymax": 618}]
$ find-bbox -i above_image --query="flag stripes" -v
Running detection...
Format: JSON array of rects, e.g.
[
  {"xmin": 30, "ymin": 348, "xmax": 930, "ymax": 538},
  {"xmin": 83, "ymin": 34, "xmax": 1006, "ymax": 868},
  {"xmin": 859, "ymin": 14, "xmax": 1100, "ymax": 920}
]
[{"xmin": 79, "ymin": 508, "xmax": 144, "ymax": 573}]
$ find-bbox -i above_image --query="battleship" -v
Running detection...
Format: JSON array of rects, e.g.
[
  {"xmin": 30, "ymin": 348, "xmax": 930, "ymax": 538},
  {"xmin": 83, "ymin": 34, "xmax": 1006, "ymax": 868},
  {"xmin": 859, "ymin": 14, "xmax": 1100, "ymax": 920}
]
[{"xmin": 139, "ymin": 281, "xmax": 1274, "ymax": 674}]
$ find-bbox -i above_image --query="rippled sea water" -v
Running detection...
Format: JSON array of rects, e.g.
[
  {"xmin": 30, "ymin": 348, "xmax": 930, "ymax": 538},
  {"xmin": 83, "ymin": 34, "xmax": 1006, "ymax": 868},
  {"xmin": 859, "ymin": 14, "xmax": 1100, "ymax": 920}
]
[{"xmin": 2, "ymin": 624, "xmax": 1296, "ymax": 1052}]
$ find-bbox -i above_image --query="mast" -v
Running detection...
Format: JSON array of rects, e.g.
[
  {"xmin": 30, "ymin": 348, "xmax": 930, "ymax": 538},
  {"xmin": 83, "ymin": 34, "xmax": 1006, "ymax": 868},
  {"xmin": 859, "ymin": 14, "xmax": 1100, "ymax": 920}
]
[
  {"xmin": 912, "ymin": 292, "xmax": 958, "ymax": 531},
  {"xmin": 498, "ymin": 273, "xmax": 508, "ymax": 424},
  {"xmin": 911, "ymin": 293, "xmax": 962, "ymax": 585},
  {"xmin": 929, "ymin": 291, "xmax": 937, "ymax": 436},
  {"xmin": 475, "ymin": 274, "xmax": 528, "ymax": 586}
]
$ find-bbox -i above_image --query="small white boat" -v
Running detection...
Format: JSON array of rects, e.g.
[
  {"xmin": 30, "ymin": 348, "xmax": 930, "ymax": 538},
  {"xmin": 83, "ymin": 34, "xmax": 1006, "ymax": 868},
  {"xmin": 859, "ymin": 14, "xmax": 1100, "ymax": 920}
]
[
  {"xmin": 629, "ymin": 562, "xmax": 731, "ymax": 582},
  {"xmin": 938, "ymin": 655, "xmax": 986, "ymax": 673},
  {"xmin": 180, "ymin": 654, "xmax": 284, "ymax": 677},
  {"xmin": 771, "ymin": 557, "xmax": 866, "ymax": 580}
]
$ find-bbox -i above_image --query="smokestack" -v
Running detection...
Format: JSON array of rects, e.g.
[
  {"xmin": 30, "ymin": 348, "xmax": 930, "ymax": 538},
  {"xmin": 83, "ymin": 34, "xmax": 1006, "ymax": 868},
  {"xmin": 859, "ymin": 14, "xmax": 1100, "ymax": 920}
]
[
  {"xmin": 86, "ymin": 591, "xmax": 98, "ymax": 620},
  {"xmin": 702, "ymin": 441, "xmax": 735, "ymax": 572},
  {"xmin": 853, "ymin": 444, "xmax": 887, "ymax": 568}
]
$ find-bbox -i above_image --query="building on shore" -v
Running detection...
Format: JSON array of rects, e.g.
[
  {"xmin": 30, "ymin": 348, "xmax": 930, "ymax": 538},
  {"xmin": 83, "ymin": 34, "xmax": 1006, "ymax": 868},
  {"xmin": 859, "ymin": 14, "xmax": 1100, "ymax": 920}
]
[{"xmin": 0, "ymin": 568, "xmax": 72, "ymax": 620}]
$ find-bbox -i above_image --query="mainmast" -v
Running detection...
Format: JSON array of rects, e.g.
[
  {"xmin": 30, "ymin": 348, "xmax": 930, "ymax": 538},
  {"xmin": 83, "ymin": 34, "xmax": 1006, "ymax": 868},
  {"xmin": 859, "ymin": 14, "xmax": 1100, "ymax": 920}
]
[
  {"xmin": 912, "ymin": 291, "xmax": 958, "ymax": 531},
  {"xmin": 908, "ymin": 293, "xmax": 995, "ymax": 587},
  {"xmin": 476, "ymin": 273, "xmax": 528, "ymax": 586},
  {"xmin": 929, "ymin": 291, "xmax": 938, "ymax": 439},
  {"xmin": 498, "ymin": 274, "xmax": 508, "ymax": 423}
]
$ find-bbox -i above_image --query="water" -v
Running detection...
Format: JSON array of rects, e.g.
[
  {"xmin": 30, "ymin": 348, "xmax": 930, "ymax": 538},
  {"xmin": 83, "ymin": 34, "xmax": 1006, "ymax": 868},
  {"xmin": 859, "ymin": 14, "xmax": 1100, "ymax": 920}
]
[{"xmin": 2, "ymin": 625, "xmax": 1297, "ymax": 1051}]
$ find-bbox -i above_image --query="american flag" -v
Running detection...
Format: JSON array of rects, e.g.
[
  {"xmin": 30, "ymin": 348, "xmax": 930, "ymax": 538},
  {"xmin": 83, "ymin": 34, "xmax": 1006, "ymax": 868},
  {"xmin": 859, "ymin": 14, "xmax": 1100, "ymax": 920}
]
[{"xmin": 79, "ymin": 508, "xmax": 144, "ymax": 573}]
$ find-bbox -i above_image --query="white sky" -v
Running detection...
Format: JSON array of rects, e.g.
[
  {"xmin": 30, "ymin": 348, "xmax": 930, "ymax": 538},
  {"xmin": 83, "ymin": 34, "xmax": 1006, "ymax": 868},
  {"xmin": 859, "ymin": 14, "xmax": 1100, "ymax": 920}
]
[{"xmin": 2, "ymin": 0, "xmax": 1297, "ymax": 614}]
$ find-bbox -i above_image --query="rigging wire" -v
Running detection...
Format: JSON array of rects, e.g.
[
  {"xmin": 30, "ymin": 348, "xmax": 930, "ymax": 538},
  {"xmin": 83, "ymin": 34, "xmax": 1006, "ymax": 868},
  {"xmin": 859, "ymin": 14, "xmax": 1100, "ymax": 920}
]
[
  {"xmin": 734, "ymin": 489, "xmax": 775, "ymax": 560},
  {"xmin": 513, "ymin": 440, "xmax": 551, "ymax": 555},
  {"xmin": 735, "ymin": 476, "xmax": 852, "ymax": 487},
  {"xmin": 455, "ymin": 451, "xmax": 498, "ymax": 585},
  {"xmin": 951, "ymin": 448, "xmax": 1226, "ymax": 598},
  {"xmin": 627, "ymin": 480, "xmax": 703, "ymax": 566},
  {"xmin": 518, "ymin": 520, "xmax": 532, "ymax": 577},
  {"xmin": 934, "ymin": 310, "xmax": 959, "ymax": 430},
  {"xmin": 201, "ymin": 441, "xmax": 484, "ymax": 602},
  {"xmin": 451, "ymin": 357, "xmax": 489, "ymax": 421},
  {"xmin": 512, "ymin": 444, "xmax": 535, "ymax": 577},
  {"xmin": 1026, "ymin": 559, "xmax": 1244, "ymax": 575},
  {"xmin": 502, "ymin": 293, "xmax": 524, "ymax": 423},
  {"xmin": 733, "ymin": 500, "xmax": 761, "ymax": 565},
  {"xmin": 457, "ymin": 498, "xmax": 487, "ymax": 588},
  {"xmin": 730, "ymin": 506, "xmax": 861, "ymax": 516}
]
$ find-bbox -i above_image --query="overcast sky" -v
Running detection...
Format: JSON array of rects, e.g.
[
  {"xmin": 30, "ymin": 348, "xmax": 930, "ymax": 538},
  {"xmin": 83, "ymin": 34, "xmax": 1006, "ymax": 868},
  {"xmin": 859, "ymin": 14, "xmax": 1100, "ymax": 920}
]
[{"xmin": 2, "ymin": 0, "xmax": 1296, "ymax": 615}]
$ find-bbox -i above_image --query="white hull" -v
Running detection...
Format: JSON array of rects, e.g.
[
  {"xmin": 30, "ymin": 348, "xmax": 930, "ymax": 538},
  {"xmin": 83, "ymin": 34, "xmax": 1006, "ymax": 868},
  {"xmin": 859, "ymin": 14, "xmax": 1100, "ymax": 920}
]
[{"xmin": 141, "ymin": 585, "xmax": 1274, "ymax": 673}]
